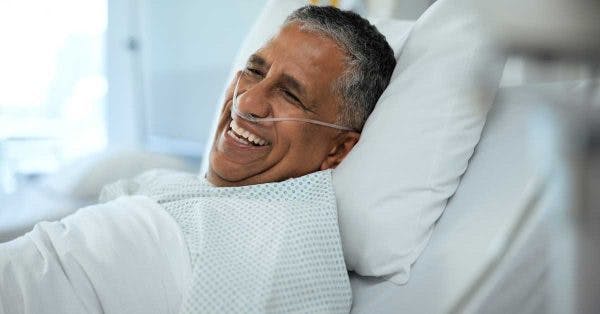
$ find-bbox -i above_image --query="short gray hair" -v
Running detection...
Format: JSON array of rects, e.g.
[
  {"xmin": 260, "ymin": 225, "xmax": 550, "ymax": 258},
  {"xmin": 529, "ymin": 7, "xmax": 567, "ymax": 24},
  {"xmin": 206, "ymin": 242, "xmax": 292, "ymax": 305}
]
[{"xmin": 285, "ymin": 5, "xmax": 396, "ymax": 132}]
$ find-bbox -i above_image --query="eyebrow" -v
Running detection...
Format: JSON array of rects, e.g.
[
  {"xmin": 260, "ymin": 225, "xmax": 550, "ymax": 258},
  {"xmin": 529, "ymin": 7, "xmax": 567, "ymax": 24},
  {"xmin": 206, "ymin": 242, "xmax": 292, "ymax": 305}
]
[{"xmin": 247, "ymin": 54, "xmax": 267, "ymax": 68}]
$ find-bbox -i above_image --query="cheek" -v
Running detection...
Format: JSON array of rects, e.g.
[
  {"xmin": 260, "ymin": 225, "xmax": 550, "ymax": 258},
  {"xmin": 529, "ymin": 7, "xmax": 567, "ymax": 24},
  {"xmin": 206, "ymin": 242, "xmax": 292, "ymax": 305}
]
[
  {"xmin": 278, "ymin": 124, "xmax": 313, "ymax": 147},
  {"xmin": 277, "ymin": 125, "xmax": 330, "ymax": 163}
]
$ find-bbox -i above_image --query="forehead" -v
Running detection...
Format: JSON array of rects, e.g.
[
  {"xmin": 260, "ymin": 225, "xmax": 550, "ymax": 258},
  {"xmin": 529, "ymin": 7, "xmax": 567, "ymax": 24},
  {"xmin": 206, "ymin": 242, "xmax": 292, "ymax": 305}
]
[{"xmin": 253, "ymin": 23, "xmax": 347, "ymax": 101}]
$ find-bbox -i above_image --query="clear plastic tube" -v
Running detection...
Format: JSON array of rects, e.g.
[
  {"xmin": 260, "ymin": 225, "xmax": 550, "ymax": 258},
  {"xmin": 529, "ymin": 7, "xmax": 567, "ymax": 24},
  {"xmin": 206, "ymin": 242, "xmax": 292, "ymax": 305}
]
[{"xmin": 230, "ymin": 75, "xmax": 354, "ymax": 131}]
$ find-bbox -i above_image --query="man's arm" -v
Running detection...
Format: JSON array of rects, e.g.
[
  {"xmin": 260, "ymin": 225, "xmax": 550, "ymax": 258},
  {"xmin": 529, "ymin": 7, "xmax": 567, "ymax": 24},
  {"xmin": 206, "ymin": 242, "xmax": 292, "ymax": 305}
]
[{"xmin": 0, "ymin": 196, "xmax": 191, "ymax": 314}]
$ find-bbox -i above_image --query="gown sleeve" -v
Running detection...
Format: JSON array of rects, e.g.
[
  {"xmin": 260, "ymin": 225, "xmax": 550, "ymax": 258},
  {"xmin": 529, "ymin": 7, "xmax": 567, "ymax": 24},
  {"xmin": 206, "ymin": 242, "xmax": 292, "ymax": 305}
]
[{"xmin": 0, "ymin": 195, "xmax": 191, "ymax": 314}]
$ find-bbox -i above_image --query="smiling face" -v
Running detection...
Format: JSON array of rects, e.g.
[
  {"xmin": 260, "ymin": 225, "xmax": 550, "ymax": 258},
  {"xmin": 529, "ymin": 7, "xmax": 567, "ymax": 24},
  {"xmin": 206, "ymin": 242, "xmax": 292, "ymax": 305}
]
[{"xmin": 206, "ymin": 23, "xmax": 360, "ymax": 187}]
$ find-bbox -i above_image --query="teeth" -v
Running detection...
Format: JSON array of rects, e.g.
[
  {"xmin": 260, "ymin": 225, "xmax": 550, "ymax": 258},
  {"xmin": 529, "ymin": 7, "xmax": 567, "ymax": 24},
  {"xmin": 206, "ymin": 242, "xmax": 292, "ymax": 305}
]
[
  {"xmin": 227, "ymin": 130, "xmax": 250, "ymax": 145},
  {"xmin": 229, "ymin": 120, "xmax": 269, "ymax": 146}
]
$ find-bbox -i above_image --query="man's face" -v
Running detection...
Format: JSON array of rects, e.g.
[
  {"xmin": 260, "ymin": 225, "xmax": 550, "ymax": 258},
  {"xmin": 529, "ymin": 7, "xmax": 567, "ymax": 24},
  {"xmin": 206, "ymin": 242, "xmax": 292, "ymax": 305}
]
[{"xmin": 207, "ymin": 23, "xmax": 359, "ymax": 187}]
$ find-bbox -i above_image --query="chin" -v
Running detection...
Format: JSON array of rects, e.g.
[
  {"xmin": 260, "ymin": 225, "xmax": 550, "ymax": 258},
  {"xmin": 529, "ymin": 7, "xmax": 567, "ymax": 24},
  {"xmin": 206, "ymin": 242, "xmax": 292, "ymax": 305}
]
[{"xmin": 207, "ymin": 151, "xmax": 251, "ymax": 186}]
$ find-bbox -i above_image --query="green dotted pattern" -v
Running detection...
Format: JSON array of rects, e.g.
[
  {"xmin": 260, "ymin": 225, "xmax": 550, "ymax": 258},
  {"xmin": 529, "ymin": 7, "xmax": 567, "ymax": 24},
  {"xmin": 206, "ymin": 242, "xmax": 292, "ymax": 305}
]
[{"xmin": 101, "ymin": 169, "xmax": 352, "ymax": 314}]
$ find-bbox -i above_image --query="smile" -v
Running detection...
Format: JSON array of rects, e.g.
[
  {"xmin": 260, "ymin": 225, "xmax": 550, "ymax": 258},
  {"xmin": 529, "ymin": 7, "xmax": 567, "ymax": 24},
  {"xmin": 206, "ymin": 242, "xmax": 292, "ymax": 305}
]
[{"xmin": 227, "ymin": 119, "xmax": 269, "ymax": 146}]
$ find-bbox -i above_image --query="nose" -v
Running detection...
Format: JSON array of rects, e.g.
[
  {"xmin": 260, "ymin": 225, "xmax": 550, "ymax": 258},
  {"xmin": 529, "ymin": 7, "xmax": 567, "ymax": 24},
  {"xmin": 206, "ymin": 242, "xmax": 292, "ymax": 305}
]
[{"xmin": 235, "ymin": 76, "xmax": 271, "ymax": 119}]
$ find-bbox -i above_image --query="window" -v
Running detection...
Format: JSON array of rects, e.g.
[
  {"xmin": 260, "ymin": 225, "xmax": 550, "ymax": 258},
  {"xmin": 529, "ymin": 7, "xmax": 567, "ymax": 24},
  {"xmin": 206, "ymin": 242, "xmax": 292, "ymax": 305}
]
[{"xmin": 0, "ymin": 0, "xmax": 107, "ymax": 192}]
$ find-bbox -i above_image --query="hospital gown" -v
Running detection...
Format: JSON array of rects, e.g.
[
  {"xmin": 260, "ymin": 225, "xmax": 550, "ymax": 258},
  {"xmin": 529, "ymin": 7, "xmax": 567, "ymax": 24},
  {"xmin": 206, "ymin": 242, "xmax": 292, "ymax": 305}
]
[{"xmin": 0, "ymin": 170, "xmax": 351, "ymax": 314}]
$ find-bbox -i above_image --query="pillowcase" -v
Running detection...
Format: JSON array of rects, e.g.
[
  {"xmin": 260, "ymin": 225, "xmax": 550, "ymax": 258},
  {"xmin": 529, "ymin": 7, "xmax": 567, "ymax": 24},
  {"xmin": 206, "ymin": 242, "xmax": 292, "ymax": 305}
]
[
  {"xmin": 200, "ymin": 0, "xmax": 505, "ymax": 285},
  {"xmin": 42, "ymin": 150, "xmax": 195, "ymax": 201},
  {"xmin": 333, "ymin": 0, "xmax": 505, "ymax": 284}
]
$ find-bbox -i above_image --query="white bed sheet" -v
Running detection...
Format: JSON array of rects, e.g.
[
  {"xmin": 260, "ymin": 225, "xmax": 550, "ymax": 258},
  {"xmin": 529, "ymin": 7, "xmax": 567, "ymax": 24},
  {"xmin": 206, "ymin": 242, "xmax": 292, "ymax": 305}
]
[
  {"xmin": 0, "ymin": 185, "xmax": 88, "ymax": 243},
  {"xmin": 349, "ymin": 85, "xmax": 573, "ymax": 313}
]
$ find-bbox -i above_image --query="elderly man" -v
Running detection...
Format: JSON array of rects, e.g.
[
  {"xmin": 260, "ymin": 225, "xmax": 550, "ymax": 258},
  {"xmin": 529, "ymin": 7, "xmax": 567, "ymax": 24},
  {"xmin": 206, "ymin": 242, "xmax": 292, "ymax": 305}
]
[
  {"xmin": 207, "ymin": 5, "xmax": 395, "ymax": 186},
  {"xmin": 0, "ymin": 5, "xmax": 395, "ymax": 314}
]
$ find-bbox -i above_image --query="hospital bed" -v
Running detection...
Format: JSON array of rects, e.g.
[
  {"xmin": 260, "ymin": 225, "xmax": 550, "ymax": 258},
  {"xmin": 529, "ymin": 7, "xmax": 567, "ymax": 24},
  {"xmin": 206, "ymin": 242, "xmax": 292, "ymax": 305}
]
[
  {"xmin": 349, "ymin": 82, "xmax": 577, "ymax": 313},
  {"xmin": 203, "ymin": 1, "xmax": 578, "ymax": 311},
  {"xmin": 0, "ymin": 86, "xmax": 578, "ymax": 314},
  {"xmin": 0, "ymin": 150, "xmax": 197, "ymax": 242},
  {"xmin": 0, "ymin": 1, "xmax": 581, "ymax": 313}
]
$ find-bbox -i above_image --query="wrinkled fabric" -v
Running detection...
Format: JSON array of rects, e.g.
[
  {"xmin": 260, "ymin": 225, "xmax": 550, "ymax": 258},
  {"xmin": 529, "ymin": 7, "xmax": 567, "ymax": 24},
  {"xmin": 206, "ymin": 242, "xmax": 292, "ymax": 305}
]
[
  {"xmin": 101, "ymin": 169, "xmax": 352, "ymax": 314},
  {"xmin": 0, "ymin": 169, "xmax": 351, "ymax": 314},
  {"xmin": 0, "ymin": 195, "xmax": 190, "ymax": 314}
]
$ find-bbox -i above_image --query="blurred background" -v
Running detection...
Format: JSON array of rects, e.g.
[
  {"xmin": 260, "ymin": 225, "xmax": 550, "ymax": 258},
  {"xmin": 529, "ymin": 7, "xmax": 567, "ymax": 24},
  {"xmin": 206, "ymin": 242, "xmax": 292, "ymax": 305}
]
[
  {"xmin": 0, "ymin": 0, "xmax": 440, "ymax": 230},
  {"xmin": 0, "ymin": 0, "xmax": 599, "ymax": 311},
  {"xmin": 1, "ymin": 0, "xmax": 596, "ymax": 195},
  {"xmin": 0, "ymin": 0, "xmax": 271, "ymax": 193},
  {"xmin": 0, "ymin": 0, "xmax": 440, "ymax": 195}
]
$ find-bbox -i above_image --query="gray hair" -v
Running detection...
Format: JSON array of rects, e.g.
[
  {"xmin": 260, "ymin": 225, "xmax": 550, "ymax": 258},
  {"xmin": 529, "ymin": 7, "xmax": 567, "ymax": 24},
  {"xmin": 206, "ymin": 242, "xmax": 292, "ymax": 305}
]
[{"xmin": 284, "ymin": 5, "xmax": 396, "ymax": 132}]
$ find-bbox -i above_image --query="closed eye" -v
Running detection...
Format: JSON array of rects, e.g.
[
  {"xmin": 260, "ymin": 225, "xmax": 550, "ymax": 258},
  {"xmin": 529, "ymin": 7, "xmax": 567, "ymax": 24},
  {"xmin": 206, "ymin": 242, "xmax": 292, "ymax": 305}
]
[
  {"xmin": 245, "ymin": 67, "xmax": 264, "ymax": 78},
  {"xmin": 281, "ymin": 88, "xmax": 312, "ymax": 112},
  {"xmin": 283, "ymin": 89, "xmax": 300, "ymax": 103}
]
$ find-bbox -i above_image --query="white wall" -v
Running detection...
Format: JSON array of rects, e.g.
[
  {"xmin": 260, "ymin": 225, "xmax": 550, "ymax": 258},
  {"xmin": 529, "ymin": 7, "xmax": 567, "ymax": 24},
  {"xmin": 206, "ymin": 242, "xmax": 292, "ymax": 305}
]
[
  {"xmin": 364, "ymin": 0, "xmax": 433, "ymax": 19},
  {"xmin": 106, "ymin": 0, "xmax": 145, "ymax": 149},
  {"xmin": 140, "ymin": 0, "xmax": 267, "ymax": 156},
  {"xmin": 106, "ymin": 0, "xmax": 267, "ymax": 157},
  {"xmin": 500, "ymin": 56, "xmax": 593, "ymax": 87}
]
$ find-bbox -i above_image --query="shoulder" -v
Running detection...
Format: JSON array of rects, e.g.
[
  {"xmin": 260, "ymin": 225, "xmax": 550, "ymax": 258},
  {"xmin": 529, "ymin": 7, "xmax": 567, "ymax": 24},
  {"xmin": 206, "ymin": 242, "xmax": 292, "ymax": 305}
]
[{"xmin": 99, "ymin": 169, "xmax": 201, "ymax": 203}]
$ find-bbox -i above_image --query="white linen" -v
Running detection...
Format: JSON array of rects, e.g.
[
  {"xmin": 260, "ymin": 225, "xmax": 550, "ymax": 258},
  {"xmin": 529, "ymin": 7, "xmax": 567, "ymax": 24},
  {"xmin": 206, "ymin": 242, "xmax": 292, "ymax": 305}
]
[
  {"xmin": 333, "ymin": 0, "xmax": 505, "ymax": 284},
  {"xmin": 348, "ymin": 84, "xmax": 571, "ymax": 313},
  {"xmin": 0, "ymin": 195, "xmax": 190, "ymax": 314},
  {"xmin": 102, "ymin": 169, "xmax": 352, "ymax": 314},
  {"xmin": 40, "ymin": 149, "xmax": 195, "ymax": 201},
  {"xmin": 0, "ymin": 150, "xmax": 195, "ymax": 244},
  {"xmin": 1, "ymin": 169, "xmax": 351, "ymax": 314}
]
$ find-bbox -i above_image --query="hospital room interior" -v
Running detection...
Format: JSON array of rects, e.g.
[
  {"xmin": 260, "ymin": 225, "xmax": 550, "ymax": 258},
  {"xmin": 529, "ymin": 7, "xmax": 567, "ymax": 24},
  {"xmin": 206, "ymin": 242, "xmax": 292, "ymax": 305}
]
[{"xmin": 1, "ymin": 0, "xmax": 599, "ymax": 313}]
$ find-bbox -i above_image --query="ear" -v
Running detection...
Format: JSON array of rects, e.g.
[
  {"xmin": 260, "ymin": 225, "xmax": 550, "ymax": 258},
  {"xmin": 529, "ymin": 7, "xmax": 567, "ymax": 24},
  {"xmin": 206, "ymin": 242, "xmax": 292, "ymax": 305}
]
[{"xmin": 320, "ymin": 131, "xmax": 360, "ymax": 170}]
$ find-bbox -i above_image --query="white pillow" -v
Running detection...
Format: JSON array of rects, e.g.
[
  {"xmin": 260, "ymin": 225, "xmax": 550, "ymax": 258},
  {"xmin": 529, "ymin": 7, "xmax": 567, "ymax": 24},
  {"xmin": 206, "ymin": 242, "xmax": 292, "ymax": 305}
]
[
  {"xmin": 200, "ymin": 0, "xmax": 505, "ymax": 285},
  {"xmin": 42, "ymin": 150, "xmax": 195, "ymax": 201},
  {"xmin": 333, "ymin": 0, "xmax": 505, "ymax": 284}
]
